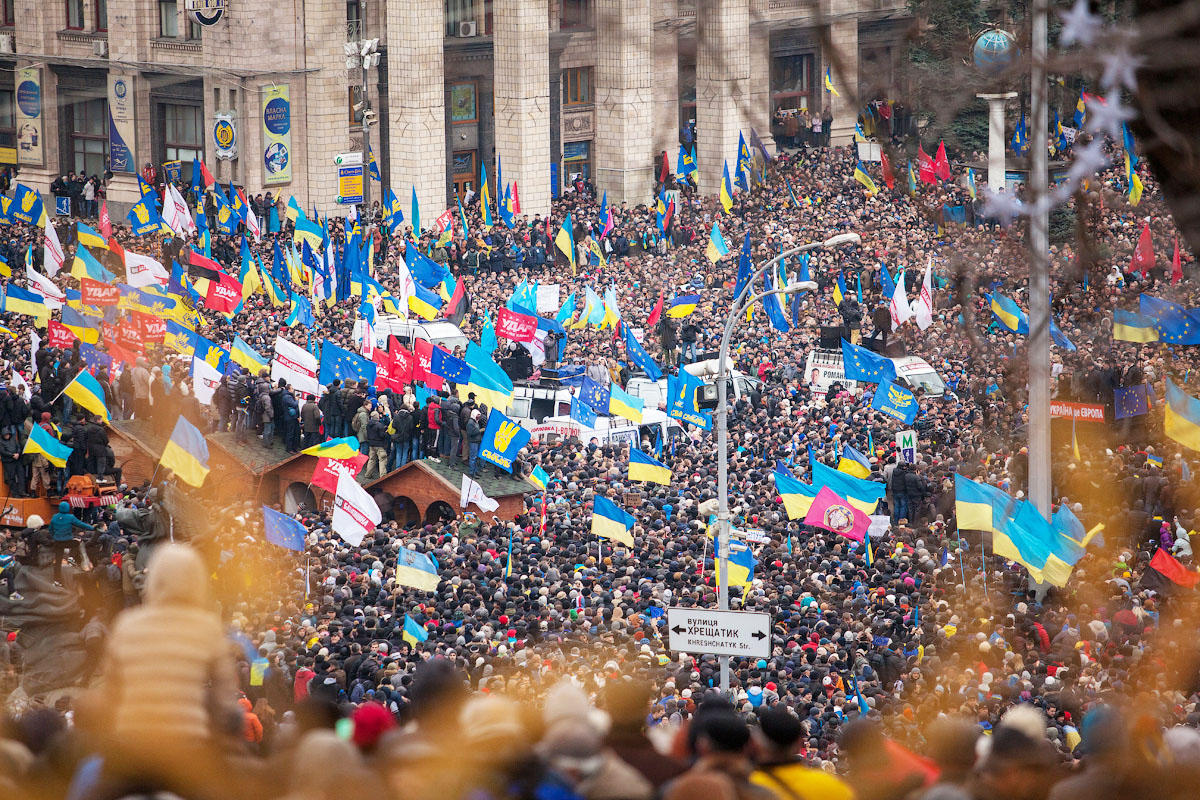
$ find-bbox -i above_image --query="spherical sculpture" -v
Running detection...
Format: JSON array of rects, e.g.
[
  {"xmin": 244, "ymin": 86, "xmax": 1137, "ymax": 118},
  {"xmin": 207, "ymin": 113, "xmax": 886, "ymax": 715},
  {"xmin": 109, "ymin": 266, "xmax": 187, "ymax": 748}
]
[{"xmin": 972, "ymin": 29, "xmax": 1016, "ymax": 76}]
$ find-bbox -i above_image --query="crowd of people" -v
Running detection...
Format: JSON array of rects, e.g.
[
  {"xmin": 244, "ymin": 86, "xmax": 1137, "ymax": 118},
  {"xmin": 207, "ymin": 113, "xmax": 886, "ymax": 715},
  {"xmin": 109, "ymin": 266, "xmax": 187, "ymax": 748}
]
[{"xmin": 0, "ymin": 102, "xmax": 1197, "ymax": 800}]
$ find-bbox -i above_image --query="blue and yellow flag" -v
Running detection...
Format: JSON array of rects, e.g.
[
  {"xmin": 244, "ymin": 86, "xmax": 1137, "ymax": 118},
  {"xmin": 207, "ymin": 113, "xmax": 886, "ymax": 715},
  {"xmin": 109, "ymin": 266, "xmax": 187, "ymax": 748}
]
[
  {"xmin": 705, "ymin": 223, "xmax": 729, "ymax": 263},
  {"xmin": 529, "ymin": 465, "xmax": 550, "ymax": 491},
  {"xmin": 810, "ymin": 458, "xmax": 886, "ymax": 514},
  {"xmin": 402, "ymin": 614, "xmax": 429, "ymax": 649},
  {"xmin": 966, "ymin": 168, "xmax": 976, "ymax": 200},
  {"xmin": 71, "ymin": 246, "xmax": 116, "ymax": 282},
  {"xmin": 230, "ymin": 336, "xmax": 268, "ymax": 372},
  {"xmin": 837, "ymin": 444, "xmax": 872, "ymax": 479},
  {"xmin": 409, "ymin": 282, "xmax": 443, "ymax": 320},
  {"xmin": 302, "ymin": 437, "xmax": 361, "ymax": 460},
  {"xmin": 62, "ymin": 370, "xmax": 110, "ymax": 421},
  {"xmin": 555, "ymin": 213, "xmax": 575, "ymax": 267},
  {"xmin": 666, "ymin": 294, "xmax": 701, "ymax": 318},
  {"xmin": 718, "ymin": 543, "xmax": 755, "ymax": 590},
  {"xmin": 3, "ymin": 285, "xmax": 50, "ymax": 320},
  {"xmin": 853, "ymin": 161, "xmax": 878, "ymax": 195},
  {"xmin": 1166, "ymin": 379, "xmax": 1200, "ymax": 452},
  {"xmin": 480, "ymin": 161, "xmax": 493, "ymax": 227},
  {"xmin": 824, "ymin": 66, "xmax": 840, "ymax": 97},
  {"xmin": 1113, "ymin": 309, "xmax": 1159, "ymax": 343},
  {"xmin": 76, "ymin": 223, "xmax": 107, "ymax": 249},
  {"xmin": 609, "ymin": 384, "xmax": 644, "ymax": 423},
  {"xmin": 592, "ymin": 495, "xmax": 635, "ymax": 547},
  {"xmin": 61, "ymin": 306, "xmax": 100, "ymax": 344},
  {"xmin": 987, "ymin": 293, "xmax": 1030, "ymax": 334},
  {"xmin": 720, "ymin": 161, "xmax": 734, "ymax": 213},
  {"xmin": 775, "ymin": 471, "xmax": 821, "ymax": 519},
  {"xmin": 736, "ymin": 131, "xmax": 752, "ymax": 190},
  {"xmin": 629, "ymin": 448, "xmax": 671, "ymax": 486},
  {"xmin": 160, "ymin": 416, "xmax": 211, "ymax": 487},
  {"xmin": 24, "ymin": 423, "xmax": 72, "ymax": 468}
]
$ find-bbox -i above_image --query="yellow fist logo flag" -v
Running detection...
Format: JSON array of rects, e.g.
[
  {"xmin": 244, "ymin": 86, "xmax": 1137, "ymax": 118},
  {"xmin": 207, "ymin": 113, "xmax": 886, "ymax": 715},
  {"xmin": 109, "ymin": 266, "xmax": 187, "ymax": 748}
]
[
  {"xmin": 494, "ymin": 420, "xmax": 521, "ymax": 451},
  {"xmin": 21, "ymin": 191, "xmax": 35, "ymax": 213},
  {"xmin": 219, "ymin": 206, "xmax": 230, "ymax": 223},
  {"xmin": 888, "ymin": 385, "xmax": 912, "ymax": 407},
  {"xmin": 134, "ymin": 203, "xmax": 149, "ymax": 224}
]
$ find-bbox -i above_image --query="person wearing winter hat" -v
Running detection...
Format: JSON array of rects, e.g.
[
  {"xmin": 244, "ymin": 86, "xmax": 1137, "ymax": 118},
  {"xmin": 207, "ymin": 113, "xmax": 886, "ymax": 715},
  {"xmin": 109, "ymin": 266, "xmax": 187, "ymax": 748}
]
[
  {"xmin": 750, "ymin": 707, "xmax": 854, "ymax": 800},
  {"xmin": 47, "ymin": 500, "xmax": 93, "ymax": 585}
]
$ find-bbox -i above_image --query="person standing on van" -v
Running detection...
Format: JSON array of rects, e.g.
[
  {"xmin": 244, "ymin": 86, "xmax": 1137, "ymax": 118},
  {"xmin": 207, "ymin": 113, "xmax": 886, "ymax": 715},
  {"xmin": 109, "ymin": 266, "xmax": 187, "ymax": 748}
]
[
  {"xmin": 658, "ymin": 316, "xmax": 677, "ymax": 368},
  {"xmin": 681, "ymin": 321, "xmax": 701, "ymax": 364},
  {"xmin": 425, "ymin": 396, "xmax": 441, "ymax": 461},
  {"xmin": 319, "ymin": 381, "xmax": 343, "ymax": 441}
]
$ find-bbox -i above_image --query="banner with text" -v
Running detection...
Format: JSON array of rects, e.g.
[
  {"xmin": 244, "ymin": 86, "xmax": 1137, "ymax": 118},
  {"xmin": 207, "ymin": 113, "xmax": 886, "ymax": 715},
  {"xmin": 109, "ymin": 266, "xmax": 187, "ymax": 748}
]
[{"xmin": 261, "ymin": 85, "xmax": 292, "ymax": 185}]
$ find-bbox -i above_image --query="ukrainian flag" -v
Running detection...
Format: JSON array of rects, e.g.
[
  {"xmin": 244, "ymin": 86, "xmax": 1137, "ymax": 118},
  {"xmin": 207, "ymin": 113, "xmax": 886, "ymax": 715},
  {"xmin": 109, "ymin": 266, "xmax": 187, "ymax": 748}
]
[
  {"xmin": 402, "ymin": 614, "xmax": 429, "ymax": 649},
  {"xmin": 592, "ymin": 495, "xmax": 635, "ymax": 547},
  {"xmin": 775, "ymin": 471, "xmax": 820, "ymax": 519},
  {"xmin": 954, "ymin": 474, "xmax": 1007, "ymax": 531},
  {"xmin": 555, "ymin": 212, "xmax": 575, "ymax": 267},
  {"xmin": 164, "ymin": 320, "xmax": 194, "ymax": 354},
  {"xmin": 159, "ymin": 416, "xmax": 211, "ymax": 488},
  {"xmin": 853, "ymin": 161, "xmax": 878, "ymax": 195},
  {"xmin": 833, "ymin": 274, "xmax": 846, "ymax": 308},
  {"xmin": 824, "ymin": 66, "xmax": 840, "ymax": 97},
  {"xmin": 23, "ymin": 423, "xmax": 72, "ymax": 468},
  {"xmin": 3, "ymin": 285, "xmax": 50, "ymax": 320},
  {"xmin": 459, "ymin": 341, "xmax": 514, "ymax": 412},
  {"xmin": 1113, "ymin": 309, "xmax": 1159, "ymax": 342},
  {"xmin": 76, "ymin": 223, "xmax": 107, "ymax": 249},
  {"xmin": 666, "ymin": 294, "xmax": 701, "ymax": 319},
  {"xmin": 837, "ymin": 444, "xmax": 871, "ymax": 479},
  {"xmin": 609, "ymin": 384, "xmax": 644, "ymax": 423},
  {"xmin": 810, "ymin": 460, "xmax": 884, "ymax": 513},
  {"xmin": 0, "ymin": 324, "xmax": 15, "ymax": 339},
  {"xmin": 302, "ymin": 436, "xmax": 361, "ymax": 460},
  {"xmin": 61, "ymin": 306, "xmax": 100, "ymax": 344},
  {"xmin": 720, "ymin": 161, "xmax": 734, "ymax": 213},
  {"xmin": 529, "ymin": 465, "xmax": 549, "ymax": 491},
  {"xmin": 395, "ymin": 546, "xmax": 440, "ymax": 591},
  {"xmin": 718, "ymin": 543, "xmax": 755, "ymax": 590},
  {"xmin": 286, "ymin": 195, "xmax": 303, "ymax": 224},
  {"xmin": 987, "ymin": 293, "xmax": 1030, "ymax": 334},
  {"xmin": 967, "ymin": 168, "xmax": 977, "ymax": 200},
  {"xmin": 71, "ymin": 246, "xmax": 116, "ymax": 282},
  {"xmin": 409, "ymin": 282, "xmax": 443, "ymax": 321},
  {"xmin": 231, "ymin": 336, "xmax": 268, "ymax": 373},
  {"xmin": 706, "ymin": 223, "xmax": 729, "ymax": 264},
  {"xmin": 629, "ymin": 448, "xmax": 671, "ymax": 485},
  {"xmin": 1166, "ymin": 379, "xmax": 1200, "ymax": 452},
  {"xmin": 62, "ymin": 370, "xmax": 110, "ymax": 422}
]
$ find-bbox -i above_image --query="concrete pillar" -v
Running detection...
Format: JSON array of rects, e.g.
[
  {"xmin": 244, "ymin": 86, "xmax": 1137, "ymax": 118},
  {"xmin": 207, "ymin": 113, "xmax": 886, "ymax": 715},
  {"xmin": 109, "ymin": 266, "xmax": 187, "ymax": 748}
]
[
  {"xmin": 652, "ymin": 1, "xmax": 680, "ymax": 169},
  {"xmin": 979, "ymin": 92, "xmax": 1016, "ymax": 192},
  {"xmin": 826, "ymin": 19, "xmax": 858, "ymax": 145},
  {"xmin": 387, "ymin": 0, "xmax": 447, "ymax": 228},
  {"xmin": 747, "ymin": 0, "xmax": 773, "ymax": 154},
  {"xmin": 494, "ymin": 0, "xmax": 551, "ymax": 218},
  {"xmin": 594, "ymin": 0, "xmax": 654, "ymax": 204},
  {"xmin": 303, "ymin": 0, "xmax": 355, "ymax": 215},
  {"xmin": 696, "ymin": 0, "xmax": 750, "ymax": 196}
]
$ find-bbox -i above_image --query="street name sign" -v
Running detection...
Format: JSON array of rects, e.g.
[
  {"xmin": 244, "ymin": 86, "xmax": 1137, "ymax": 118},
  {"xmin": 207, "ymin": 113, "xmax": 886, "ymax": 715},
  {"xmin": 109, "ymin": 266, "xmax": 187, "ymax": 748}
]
[{"xmin": 667, "ymin": 608, "xmax": 771, "ymax": 659}]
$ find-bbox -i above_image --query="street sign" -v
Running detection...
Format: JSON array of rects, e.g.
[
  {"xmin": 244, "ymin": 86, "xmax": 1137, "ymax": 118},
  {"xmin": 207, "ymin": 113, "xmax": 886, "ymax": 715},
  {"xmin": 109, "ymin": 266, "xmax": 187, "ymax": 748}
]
[
  {"xmin": 337, "ymin": 164, "xmax": 363, "ymax": 205},
  {"xmin": 667, "ymin": 608, "xmax": 771, "ymax": 659},
  {"xmin": 334, "ymin": 152, "xmax": 363, "ymax": 166},
  {"xmin": 896, "ymin": 429, "xmax": 917, "ymax": 463}
]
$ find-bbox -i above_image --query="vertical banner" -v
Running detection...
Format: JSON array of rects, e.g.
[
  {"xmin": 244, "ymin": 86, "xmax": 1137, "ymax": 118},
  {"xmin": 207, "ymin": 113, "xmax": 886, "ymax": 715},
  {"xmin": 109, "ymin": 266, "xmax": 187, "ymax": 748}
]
[
  {"xmin": 16, "ymin": 67, "xmax": 43, "ymax": 166},
  {"xmin": 261, "ymin": 85, "xmax": 291, "ymax": 185},
  {"xmin": 108, "ymin": 74, "xmax": 135, "ymax": 173}
]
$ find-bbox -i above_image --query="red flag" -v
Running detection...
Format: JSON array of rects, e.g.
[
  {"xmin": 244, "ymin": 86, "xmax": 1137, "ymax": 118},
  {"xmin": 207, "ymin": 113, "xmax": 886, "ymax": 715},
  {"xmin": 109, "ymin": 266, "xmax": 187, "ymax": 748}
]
[
  {"xmin": 879, "ymin": 151, "xmax": 895, "ymax": 190},
  {"xmin": 660, "ymin": 152, "xmax": 670, "ymax": 183},
  {"xmin": 116, "ymin": 320, "xmax": 145, "ymax": 353},
  {"xmin": 802, "ymin": 486, "xmax": 870, "ymax": 542},
  {"xmin": 934, "ymin": 140, "xmax": 951, "ymax": 181},
  {"xmin": 496, "ymin": 307, "xmax": 539, "ymax": 342},
  {"xmin": 1172, "ymin": 235, "xmax": 1183, "ymax": 285},
  {"xmin": 311, "ymin": 454, "xmax": 367, "ymax": 494},
  {"xmin": 412, "ymin": 338, "xmax": 443, "ymax": 391},
  {"xmin": 80, "ymin": 278, "xmax": 120, "ymax": 306},
  {"xmin": 512, "ymin": 181, "xmax": 521, "ymax": 214},
  {"xmin": 99, "ymin": 200, "xmax": 112, "ymax": 238},
  {"xmin": 443, "ymin": 278, "xmax": 468, "ymax": 325},
  {"xmin": 372, "ymin": 348, "xmax": 402, "ymax": 392},
  {"xmin": 199, "ymin": 160, "xmax": 216, "ymax": 189},
  {"xmin": 918, "ymin": 145, "xmax": 936, "ymax": 184},
  {"xmin": 136, "ymin": 312, "xmax": 166, "ymax": 343},
  {"xmin": 188, "ymin": 250, "xmax": 224, "ymax": 273},
  {"xmin": 647, "ymin": 289, "xmax": 664, "ymax": 328},
  {"xmin": 1131, "ymin": 223, "xmax": 1155, "ymax": 277},
  {"xmin": 106, "ymin": 236, "xmax": 125, "ymax": 263},
  {"xmin": 1148, "ymin": 548, "xmax": 1200, "ymax": 587},
  {"xmin": 46, "ymin": 320, "xmax": 77, "ymax": 348},
  {"xmin": 389, "ymin": 337, "xmax": 414, "ymax": 385},
  {"xmin": 204, "ymin": 272, "xmax": 243, "ymax": 313},
  {"xmin": 106, "ymin": 342, "xmax": 139, "ymax": 369}
]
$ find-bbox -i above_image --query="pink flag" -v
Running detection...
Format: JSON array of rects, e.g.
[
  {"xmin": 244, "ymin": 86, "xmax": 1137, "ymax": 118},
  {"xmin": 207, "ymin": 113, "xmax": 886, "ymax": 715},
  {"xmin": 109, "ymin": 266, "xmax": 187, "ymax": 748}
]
[{"xmin": 802, "ymin": 486, "xmax": 870, "ymax": 542}]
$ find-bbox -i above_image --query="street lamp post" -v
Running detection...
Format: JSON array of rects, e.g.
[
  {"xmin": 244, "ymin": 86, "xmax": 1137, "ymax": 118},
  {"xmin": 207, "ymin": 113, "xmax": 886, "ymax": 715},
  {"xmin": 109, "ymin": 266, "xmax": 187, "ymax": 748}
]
[{"xmin": 714, "ymin": 232, "xmax": 861, "ymax": 696}]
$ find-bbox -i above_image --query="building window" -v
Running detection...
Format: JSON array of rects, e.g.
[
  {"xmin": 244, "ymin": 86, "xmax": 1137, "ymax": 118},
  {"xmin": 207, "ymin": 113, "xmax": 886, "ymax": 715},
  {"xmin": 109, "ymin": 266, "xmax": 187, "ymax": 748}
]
[
  {"xmin": 560, "ymin": 0, "xmax": 591, "ymax": 29},
  {"xmin": 159, "ymin": 0, "xmax": 177, "ymax": 36},
  {"xmin": 0, "ymin": 88, "xmax": 15, "ymax": 155},
  {"xmin": 164, "ymin": 104, "xmax": 202, "ymax": 178},
  {"xmin": 347, "ymin": 0, "xmax": 362, "ymax": 39},
  {"xmin": 187, "ymin": 16, "xmax": 201, "ymax": 38},
  {"xmin": 70, "ymin": 98, "xmax": 108, "ymax": 177},
  {"xmin": 563, "ymin": 140, "xmax": 591, "ymax": 181},
  {"xmin": 445, "ymin": 0, "xmax": 475, "ymax": 36},
  {"xmin": 563, "ymin": 67, "xmax": 592, "ymax": 106},
  {"xmin": 348, "ymin": 86, "xmax": 364, "ymax": 125},
  {"xmin": 771, "ymin": 53, "xmax": 813, "ymax": 112},
  {"xmin": 95, "ymin": 0, "xmax": 107, "ymax": 30},
  {"xmin": 66, "ymin": 0, "xmax": 84, "ymax": 29},
  {"xmin": 2, "ymin": 0, "xmax": 15, "ymax": 26}
]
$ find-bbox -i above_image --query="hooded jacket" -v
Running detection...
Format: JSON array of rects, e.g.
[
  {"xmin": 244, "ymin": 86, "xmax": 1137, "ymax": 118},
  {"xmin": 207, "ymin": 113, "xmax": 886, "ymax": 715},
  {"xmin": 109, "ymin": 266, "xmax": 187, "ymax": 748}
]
[
  {"xmin": 49, "ymin": 501, "xmax": 94, "ymax": 542},
  {"xmin": 101, "ymin": 544, "xmax": 236, "ymax": 746}
]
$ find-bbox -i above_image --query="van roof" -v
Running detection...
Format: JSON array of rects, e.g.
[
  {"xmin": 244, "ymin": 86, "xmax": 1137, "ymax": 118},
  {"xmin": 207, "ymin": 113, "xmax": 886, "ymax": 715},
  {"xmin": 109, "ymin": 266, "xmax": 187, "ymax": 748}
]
[{"xmin": 544, "ymin": 407, "xmax": 670, "ymax": 429}]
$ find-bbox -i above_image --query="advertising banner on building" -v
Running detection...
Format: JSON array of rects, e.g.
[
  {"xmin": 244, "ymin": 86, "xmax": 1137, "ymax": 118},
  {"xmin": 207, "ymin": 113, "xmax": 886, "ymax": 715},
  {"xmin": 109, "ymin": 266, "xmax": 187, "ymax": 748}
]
[
  {"xmin": 108, "ymin": 74, "xmax": 135, "ymax": 173},
  {"xmin": 261, "ymin": 85, "xmax": 291, "ymax": 185},
  {"xmin": 16, "ymin": 67, "xmax": 43, "ymax": 166}
]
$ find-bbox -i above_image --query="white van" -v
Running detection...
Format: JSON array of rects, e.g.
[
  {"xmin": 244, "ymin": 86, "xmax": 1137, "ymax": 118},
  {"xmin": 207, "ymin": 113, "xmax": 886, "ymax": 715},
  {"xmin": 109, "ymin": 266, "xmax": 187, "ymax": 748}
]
[
  {"xmin": 509, "ymin": 383, "xmax": 576, "ymax": 426},
  {"xmin": 627, "ymin": 358, "xmax": 763, "ymax": 412},
  {"xmin": 531, "ymin": 408, "xmax": 683, "ymax": 448},
  {"xmin": 352, "ymin": 315, "xmax": 469, "ymax": 353},
  {"xmin": 802, "ymin": 348, "xmax": 945, "ymax": 397}
]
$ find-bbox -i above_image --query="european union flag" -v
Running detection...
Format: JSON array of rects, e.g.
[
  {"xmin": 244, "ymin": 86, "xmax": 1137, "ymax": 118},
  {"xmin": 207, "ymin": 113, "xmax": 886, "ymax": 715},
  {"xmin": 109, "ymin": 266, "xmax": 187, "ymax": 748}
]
[
  {"xmin": 1115, "ymin": 384, "xmax": 1150, "ymax": 419},
  {"xmin": 79, "ymin": 343, "xmax": 113, "ymax": 374},
  {"xmin": 262, "ymin": 506, "xmax": 306, "ymax": 551},
  {"xmin": 623, "ymin": 323, "xmax": 663, "ymax": 381},
  {"xmin": 1139, "ymin": 294, "xmax": 1200, "ymax": 344},
  {"xmin": 570, "ymin": 396, "xmax": 597, "ymax": 428},
  {"xmin": 579, "ymin": 376, "xmax": 611, "ymax": 415},
  {"xmin": 405, "ymin": 241, "xmax": 449, "ymax": 289},
  {"xmin": 430, "ymin": 346, "xmax": 470, "ymax": 385},
  {"xmin": 842, "ymin": 339, "xmax": 897, "ymax": 384},
  {"xmin": 318, "ymin": 341, "xmax": 377, "ymax": 387},
  {"xmin": 871, "ymin": 379, "xmax": 918, "ymax": 425}
]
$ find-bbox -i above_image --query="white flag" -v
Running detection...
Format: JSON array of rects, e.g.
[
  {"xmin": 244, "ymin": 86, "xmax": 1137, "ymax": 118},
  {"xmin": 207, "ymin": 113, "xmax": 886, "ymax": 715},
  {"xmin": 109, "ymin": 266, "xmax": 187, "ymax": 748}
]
[
  {"xmin": 271, "ymin": 336, "xmax": 320, "ymax": 396},
  {"xmin": 29, "ymin": 331, "xmax": 39, "ymax": 383},
  {"xmin": 43, "ymin": 222, "xmax": 64, "ymax": 278},
  {"xmin": 460, "ymin": 473, "xmax": 499, "ymax": 513},
  {"xmin": 332, "ymin": 469, "xmax": 381, "ymax": 547},
  {"xmin": 11, "ymin": 369, "xmax": 30, "ymax": 402},
  {"xmin": 522, "ymin": 328, "xmax": 547, "ymax": 367},
  {"xmin": 243, "ymin": 198, "xmax": 262, "ymax": 241},
  {"xmin": 914, "ymin": 258, "xmax": 934, "ymax": 331},
  {"xmin": 360, "ymin": 320, "xmax": 375, "ymax": 359},
  {"xmin": 124, "ymin": 251, "xmax": 170, "ymax": 289},
  {"xmin": 394, "ymin": 255, "xmax": 415, "ymax": 317},
  {"xmin": 889, "ymin": 270, "xmax": 913, "ymax": 331},
  {"xmin": 25, "ymin": 263, "xmax": 64, "ymax": 309},
  {"xmin": 163, "ymin": 184, "xmax": 196, "ymax": 236},
  {"xmin": 191, "ymin": 356, "xmax": 223, "ymax": 406}
]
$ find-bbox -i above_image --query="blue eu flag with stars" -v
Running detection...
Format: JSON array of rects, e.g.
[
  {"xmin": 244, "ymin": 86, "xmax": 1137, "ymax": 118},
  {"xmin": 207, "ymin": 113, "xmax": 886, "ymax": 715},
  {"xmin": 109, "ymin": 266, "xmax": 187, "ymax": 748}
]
[
  {"xmin": 1115, "ymin": 384, "xmax": 1149, "ymax": 419},
  {"xmin": 579, "ymin": 376, "xmax": 611, "ymax": 415},
  {"xmin": 842, "ymin": 339, "xmax": 897, "ymax": 384},
  {"xmin": 318, "ymin": 341, "xmax": 377, "ymax": 387},
  {"xmin": 430, "ymin": 347, "xmax": 470, "ymax": 385},
  {"xmin": 1139, "ymin": 295, "xmax": 1200, "ymax": 344},
  {"xmin": 570, "ymin": 396, "xmax": 597, "ymax": 428}
]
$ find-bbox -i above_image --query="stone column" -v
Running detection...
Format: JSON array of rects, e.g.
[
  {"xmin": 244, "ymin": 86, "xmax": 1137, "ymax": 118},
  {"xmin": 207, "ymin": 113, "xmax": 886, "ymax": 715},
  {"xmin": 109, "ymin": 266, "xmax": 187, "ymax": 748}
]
[
  {"xmin": 652, "ymin": 0, "xmax": 680, "ymax": 168},
  {"xmin": 826, "ymin": 19, "xmax": 858, "ymax": 146},
  {"xmin": 594, "ymin": 0, "xmax": 653, "ymax": 204},
  {"xmin": 747, "ymin": 0, "xmax": 773, "ymax": 154},
  {"xmin": 386, "ymin": 0, "xmax": 447, "ymax": 228},
  {"xmin": 494, "ymin": 0, "xmax": 550, "ymax": 218},
  {"xmin": 302, "ymin": 0, "xmax": 354, "ymax": 215},
  {"xmin": 696, "ymin": 0, "xmax": 750, "ymax": 196}
]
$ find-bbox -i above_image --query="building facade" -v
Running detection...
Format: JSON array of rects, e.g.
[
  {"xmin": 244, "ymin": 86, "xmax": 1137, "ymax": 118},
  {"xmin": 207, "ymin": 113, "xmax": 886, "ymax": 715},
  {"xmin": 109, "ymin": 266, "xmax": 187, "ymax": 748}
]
[{"xmin": 1, "ymin": 0, "xmax": 908, "ymax": 219}]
